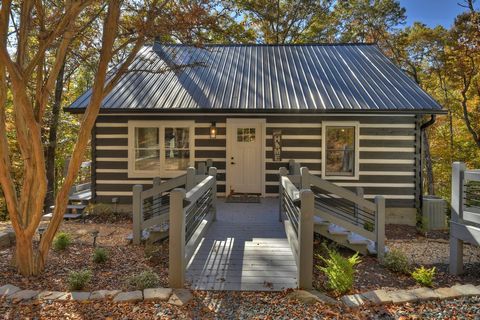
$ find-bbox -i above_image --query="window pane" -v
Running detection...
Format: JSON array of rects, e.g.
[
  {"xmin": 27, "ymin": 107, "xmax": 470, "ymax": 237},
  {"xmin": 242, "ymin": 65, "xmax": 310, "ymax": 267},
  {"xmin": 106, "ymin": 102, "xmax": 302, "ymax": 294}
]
[
  {"xmin": 135, "ymin": 127, "xmax": 159, "ymax": 148},
  {"xmin": 135, "ymin": 149, "xmax": 160, "ymax": 171},
  {"xmin": 237, "ymin": 128, "xmax": 255, "ymax": 142},
  {"xmin": 165, "ymin": 150, "xmax": 190, "ymax": 171},
  {"xmin": 325, "ymin": 126, "xmax": 355, "ymax": 176},
  {"xmin": 165, "ymin": 128, "xmax": 190, "ymax": 149}
]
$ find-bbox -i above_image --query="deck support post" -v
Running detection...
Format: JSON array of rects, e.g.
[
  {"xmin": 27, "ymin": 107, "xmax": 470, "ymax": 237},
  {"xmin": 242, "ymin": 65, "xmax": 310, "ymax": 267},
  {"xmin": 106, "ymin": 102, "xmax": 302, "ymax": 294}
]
[
  {"xmin": 298, "ymin": 189, "xmax": 314, "ymax": 290},
  {"xmin": 450, "ymin": 162, "xmax": 466, "ymax": 275},
  {"xmin": 197, "ymin": 162, "xmax": 206, "ymax": 176},
  {"xmin": 279, "ymin": 167, "xmax": 288, "ymax": 222},
  {"xmin": 186, "ymin": 167, "xmax": 196, "ymax": 192},
  {"xmin": 169, "ymin": 188, "xmax": 187, "ymax": 288},
  {"xmin": 300, "ymin": 167, "xmax": 310, "ymax": 189},
  {"xmin": 132, "ymin": 185, "xmax": 143, "ymax": 245},
  {"xmin": 375, "ymin": 196, "xmax": 385, "ymax": 261},
  {"xmin": 209, "ymin": 167, "xmax": 217, "ymax": 221}
]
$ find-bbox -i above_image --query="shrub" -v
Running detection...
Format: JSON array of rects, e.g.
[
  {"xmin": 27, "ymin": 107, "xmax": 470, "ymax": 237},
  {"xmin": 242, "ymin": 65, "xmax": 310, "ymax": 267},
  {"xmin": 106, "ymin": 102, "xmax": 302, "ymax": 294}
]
[
  {"xmin": 127, "ymin": 270, "xmax": 160, "ymax": 290},
  {"xmin": 92, "ymin": 247, "xmax": 108, "ymax": 264},
  {"xmin": 382, "ymin": 249, "xmax": 410, "ymax": 274},
  {"xmin": 316, "ymin": 247, "xmax": 361, "ymax": 296},
  {"xmin": 412, "ymin": 266, "xmax": 435, "ymax": 287},
  {"xmin": 53, "ymin": 232, "xmax": 72, "ymax": 251},
  {"xmin": 67, "ymin": 269, "xmax": 92, "ymax": 291}
]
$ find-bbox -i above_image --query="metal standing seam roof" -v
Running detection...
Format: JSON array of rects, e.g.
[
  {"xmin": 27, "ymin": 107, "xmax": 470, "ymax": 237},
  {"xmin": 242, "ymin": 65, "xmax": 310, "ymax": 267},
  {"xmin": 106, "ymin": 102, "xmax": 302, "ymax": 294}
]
[{"xmin": 67, "ymin": 43, "xmax": 444, "ymax": 113}]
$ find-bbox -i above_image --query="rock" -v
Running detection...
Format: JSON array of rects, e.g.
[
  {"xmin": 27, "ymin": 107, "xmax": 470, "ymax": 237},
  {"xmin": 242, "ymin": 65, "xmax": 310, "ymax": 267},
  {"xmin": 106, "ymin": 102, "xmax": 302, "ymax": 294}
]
[
  {"xmin": 409, "ymin": 288, "xmax": 439, "ymax": 301},
  {"xmin": 308, "ymin": 290, "xmax": 339, "ymax": 305},
  {"xmin": 113, "ymin": 291, "xmax": 143, "ymax": 303},
  {"xmin": 90, "ymin": 290, "xmax": 121, "ymax": 300},
  {"xmin": 7, "ymin": 290, "xmax": 39, "ymax": 301},
  {"xmin": 434, "ymin": 287, "xmax": 462, "ymax": 300},
  {"xmin": 451, "ymin": 284, "xmax": 480, "ymax": 297},
  {"xmin": 168, "ymin": 289, "xmax": 193, "ymax": 306},
  {"xmin": 69, "ymin": 292, "xmax": 91, "ymax": 301},
  {"xmin": 0, "ymin": 232, "xmax": 11, "ymax": 249},
  {"xmin": 37, "ymin": 291, "xmax": 69, "ymax": 300},
  {"xmin": 388, "ymin": 290, "xmax": 418, "ymax": 304},
  {"xmin": 0, "ymin": 284, "xmax": 21, "ymax": 298},
  {"xmin": 361, "ymin": 289, "xmax": 393, "ymax": 305},
  {"xmin": 143, "ymin": 288, "xmax": 172, "ymax": 301},
  {"xmin": 286, "ymin": 290, "xmax": 338, "ymax": 305},
  {"xmin": 341, "ymin": 294, "xmax": 366, "ymax": 308}
]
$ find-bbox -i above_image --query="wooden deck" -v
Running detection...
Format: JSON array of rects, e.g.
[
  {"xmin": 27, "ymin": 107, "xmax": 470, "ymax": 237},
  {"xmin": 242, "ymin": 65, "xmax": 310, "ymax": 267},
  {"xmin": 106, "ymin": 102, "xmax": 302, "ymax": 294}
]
[{"xmin": 186, "ymin": 198, "xmax": 298, "ymax": 291}]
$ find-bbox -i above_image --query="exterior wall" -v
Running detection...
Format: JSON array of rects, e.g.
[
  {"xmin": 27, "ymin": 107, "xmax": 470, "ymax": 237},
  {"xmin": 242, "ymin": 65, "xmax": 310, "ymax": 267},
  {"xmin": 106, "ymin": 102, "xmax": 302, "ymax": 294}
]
[{"xmin": 92, "ymin": 113, "xmax": 421, "ymax": 222}]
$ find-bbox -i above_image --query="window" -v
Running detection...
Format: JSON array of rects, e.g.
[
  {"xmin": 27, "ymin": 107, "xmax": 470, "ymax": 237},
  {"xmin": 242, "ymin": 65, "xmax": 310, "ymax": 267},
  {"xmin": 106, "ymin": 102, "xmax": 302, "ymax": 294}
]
[
  {"xmin": 128, "ymin": 121, "xmax": 194, "ymax": 177},
  {"xmin": 237, "ymin": 128, "xmax": 256, "ymax": 142},
  {"xmin": 322, "ymin": 122, "xmax": 359, "ymax": 180}
]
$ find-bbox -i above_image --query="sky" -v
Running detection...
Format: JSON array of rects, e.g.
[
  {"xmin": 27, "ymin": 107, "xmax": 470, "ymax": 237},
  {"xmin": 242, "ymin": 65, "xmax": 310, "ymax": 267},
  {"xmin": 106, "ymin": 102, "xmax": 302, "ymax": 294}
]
[{"xmin": 400, "ymin": 0, "xmax": 468, "ymax": 28}]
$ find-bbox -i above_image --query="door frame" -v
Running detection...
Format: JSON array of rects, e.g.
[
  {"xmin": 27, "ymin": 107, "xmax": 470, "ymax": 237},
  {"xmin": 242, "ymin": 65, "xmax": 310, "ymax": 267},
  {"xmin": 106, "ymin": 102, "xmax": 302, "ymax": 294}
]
[{"xmin": 226, "ymin": 118, "xmax": 266, "ymax": 197}]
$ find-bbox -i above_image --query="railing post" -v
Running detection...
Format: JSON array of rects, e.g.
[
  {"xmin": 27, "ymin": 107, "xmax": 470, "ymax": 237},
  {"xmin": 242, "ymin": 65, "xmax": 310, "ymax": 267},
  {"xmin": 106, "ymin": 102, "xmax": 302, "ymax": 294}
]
[
  {"xmin": 206, "ymin": 158, "xmax": 213, "ymax": 169},
  {"xmin": 450, "ymin": 162, "xmax": 466, "ymax": 275},
  {"xmin": 300, "ymin": 167, "xmax": 310, "ymax": 189},
  {"xmin": 375, "ymin": 196, "xmax": 385, "ymax": 261},
  {"xmin": 153, "ymin": 177, "xmax": 161, "ymax": 206},
  {"xmin": 279, "ymin": 167, "xmax": 288, "ymax": 222},
  {"xmin": 169, "ymin": 188, "xmax": 186, "ymax": 288},
  {"xmin": 298, "ymin": 189, "xmax": 314, "ymax": 290},
  {"xmin": 209, "ymin": 167, "xmax": 217, "ymax": 221},
  {"xmin": 197, "ymin": 162, "xmax": 206, "ymax": 176},
  {"xmin": 354, "ymin": 187, "xmax": 364, "ymax": 225},
  {"xmin": 288, "ymin": 159, "xmax": 295, "ymax": 175},
  {"xmin": 186, "ymin": 167, "xmax": 196, "ymax": 192},
  {"xmin": 132, "ymin": 185, "xmax": 143, "ymax": 245}
]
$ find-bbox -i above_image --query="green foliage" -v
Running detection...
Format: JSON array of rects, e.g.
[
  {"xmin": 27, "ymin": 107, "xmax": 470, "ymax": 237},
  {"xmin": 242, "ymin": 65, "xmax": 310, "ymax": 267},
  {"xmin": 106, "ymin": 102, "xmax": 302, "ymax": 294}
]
[
  {"xmin": 411, "ymin": 266, "xmax": 436, "ymax": 287},
  {"xmin": 382, "ymin": 249, "xmax": 410, "ymax": 274},
  {"xmin": 67, "ymin": 269, "xmax": 92, "ymax": 291},
  {"xmin": 92, "ymin": 248, "xmax": 108, "ymax": 264},
  {"xmin": 127, "ymin": 270, "xmax": 160, "ymax": 290},
  {"xmin": 363, "ymin": 221, "xmax": 374, "ymax": 232},
  {"xmin": 316, "ymin": 246, "xmax": 361, "ymax": 296},
  {"xmin": 53, "ymin": 232, "xmax": 72, "ymax": 251}
]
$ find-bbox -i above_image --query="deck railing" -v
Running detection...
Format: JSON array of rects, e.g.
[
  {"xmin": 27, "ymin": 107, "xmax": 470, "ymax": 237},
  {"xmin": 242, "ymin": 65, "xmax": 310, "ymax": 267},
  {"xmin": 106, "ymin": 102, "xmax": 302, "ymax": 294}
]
[
  {"xmin": 279, "ymin": 167, "xmax": 313, "ymax": 289},
  {"xmin": 450, "ymin": 162, "xmax": 480, "ymax": 275},
  {"xmin": 169, "ymin": 167, "xmax": 217, "ymax": 288}
]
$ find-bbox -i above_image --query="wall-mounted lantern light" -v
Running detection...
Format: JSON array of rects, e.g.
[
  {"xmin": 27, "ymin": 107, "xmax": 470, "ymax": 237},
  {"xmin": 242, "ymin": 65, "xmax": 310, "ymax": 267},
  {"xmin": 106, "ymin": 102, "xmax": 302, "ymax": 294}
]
[{"xmin": 210, "ymin": 122, "xmax": 217, "ymax": 139}]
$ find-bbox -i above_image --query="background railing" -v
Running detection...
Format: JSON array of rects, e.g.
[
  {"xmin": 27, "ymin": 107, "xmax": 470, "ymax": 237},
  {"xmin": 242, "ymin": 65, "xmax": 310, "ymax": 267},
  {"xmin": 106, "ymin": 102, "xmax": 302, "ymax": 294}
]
[
  {"xmin": 450, "ymin": 162, "xmax": 480, "ymax": 275},
  {"xmin": 169, "ymin": 167, "xmax": 217, "ymax": 288}
]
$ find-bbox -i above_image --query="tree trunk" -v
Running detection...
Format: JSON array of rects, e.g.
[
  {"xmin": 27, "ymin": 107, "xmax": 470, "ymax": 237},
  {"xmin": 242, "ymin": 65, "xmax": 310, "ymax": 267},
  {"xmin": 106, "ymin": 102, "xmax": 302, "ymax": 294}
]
[
  {"xmin": 422, "ymin": 130, "xmax": 435, "ymax": 195},
  {"xmin": 44, "ymin": 63, "xmax": 65, "ymax": 212},
  {"xmin": 14, "ymin": 233, "xmax": 37, "ymax": 276}
]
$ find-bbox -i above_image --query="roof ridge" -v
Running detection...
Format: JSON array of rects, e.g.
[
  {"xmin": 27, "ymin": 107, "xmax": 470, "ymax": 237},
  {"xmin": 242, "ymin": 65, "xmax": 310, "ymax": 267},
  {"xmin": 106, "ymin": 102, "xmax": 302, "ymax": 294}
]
[{"xmin": 153, "ymin": 42, "xmax": 377, "ymax": 47}]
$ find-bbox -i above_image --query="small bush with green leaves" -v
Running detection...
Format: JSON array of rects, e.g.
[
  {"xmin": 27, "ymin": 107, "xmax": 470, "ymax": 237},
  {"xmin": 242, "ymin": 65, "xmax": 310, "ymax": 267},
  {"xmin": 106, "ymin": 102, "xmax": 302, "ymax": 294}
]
[
  {"xmin": 382, "ymin": 249, "xmax": 410, "ymax": 274},
  {"xmin": 127, "ymin": 270, "xmax": 160, "ymax": 290},
  {"xmin": 363, "ymin": 221, "xmax": 374, "ymax": 232},
  {"xmin": 317, "ymin": 246, "xmax": 361, "ymax": 296},
  {"xmin": 412, "ymin": 266, "xmax": 435, "ymax": 287},
  {"xmin": 92, "ymin": 247, "xmax": 108, "ymax": 264},
  {"xmin": 53, "ymin": 232, "xmax": 72, "ymax": 251},
  {"xmin": 67, "ymin": 269, "xmax": 92, "ymax": 291}
]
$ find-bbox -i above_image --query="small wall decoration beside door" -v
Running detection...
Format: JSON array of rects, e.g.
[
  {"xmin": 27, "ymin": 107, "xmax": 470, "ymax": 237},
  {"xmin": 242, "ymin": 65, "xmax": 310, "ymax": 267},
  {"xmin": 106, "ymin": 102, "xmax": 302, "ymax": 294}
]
[{"xmin": 272, "ymin": 130, "xmax": 282, "ymax": 161}]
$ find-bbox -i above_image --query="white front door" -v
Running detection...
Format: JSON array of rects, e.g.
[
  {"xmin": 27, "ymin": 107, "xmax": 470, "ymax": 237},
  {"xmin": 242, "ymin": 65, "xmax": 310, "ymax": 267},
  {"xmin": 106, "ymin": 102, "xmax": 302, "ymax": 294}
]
[{"xmin": 226, "ymin": 119, "xmax": 264, "ymax": 195}]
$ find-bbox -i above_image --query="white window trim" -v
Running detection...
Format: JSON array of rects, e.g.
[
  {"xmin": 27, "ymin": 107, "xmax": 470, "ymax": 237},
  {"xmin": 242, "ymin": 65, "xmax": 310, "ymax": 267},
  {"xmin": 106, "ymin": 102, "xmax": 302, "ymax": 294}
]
[
  {"xmin": 127, "ymin": 120, "xmax": 195, "ymax": 178},
  {"xmin": 321, "ymin": 121, "xmax": 360, "ymax": 180}
]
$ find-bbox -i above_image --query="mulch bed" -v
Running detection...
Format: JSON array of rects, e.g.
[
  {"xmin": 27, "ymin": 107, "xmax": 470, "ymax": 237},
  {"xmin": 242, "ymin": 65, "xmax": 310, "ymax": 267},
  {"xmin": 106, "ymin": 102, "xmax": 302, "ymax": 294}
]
[
  {"xmin": 313, "ymin": 224, "xmax": 480, "ymax": 297},
  {"xmin": 0, "ymin": 221, "xmax": 169, "ymax": 292}
]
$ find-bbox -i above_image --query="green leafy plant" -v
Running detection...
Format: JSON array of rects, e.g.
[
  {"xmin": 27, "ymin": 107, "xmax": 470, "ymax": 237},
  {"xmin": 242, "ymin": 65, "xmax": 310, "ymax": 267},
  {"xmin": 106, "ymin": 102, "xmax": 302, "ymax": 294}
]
[
  {"xmin": 53, "ymin": 232, "xmax": 72, "ymax": 251},
  {"xmin": 382, "ymin": 249, "xmax": 410, "ymax": 274},
  {"xmin": 67, "ymin": 269, "xmax": 92, "ymax": 291},
  {"xmin": 411, "ymin": 266, "xmax": 435, "ymax": 287},
  {"xmin": 363, "ymin": 221, "xmax": 374, "ymax": 232},
  {"xmin": 316, "ymin": 246, "xmax": 361, "ymax": 296},
  {"xmin": 92, "ymin": 247, "xmax": 109, "ymax": 264},
  {"xmin": 127, "ymin": 270, "xmax": 160, "ymax": 290}
]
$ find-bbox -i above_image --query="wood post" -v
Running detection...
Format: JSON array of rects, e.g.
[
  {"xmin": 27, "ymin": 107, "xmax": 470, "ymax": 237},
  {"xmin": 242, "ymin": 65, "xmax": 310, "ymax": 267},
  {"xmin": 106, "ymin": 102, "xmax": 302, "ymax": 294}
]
[
  {"xmin": 450, "ymin": 162, "xmax": 466, "ymax": 275},
  {"xmin": 298, "ymin": 189, "xmax": 314, "ymax": 290},
  {"xmin": 186, "ymin": 167, "xmax": 196, "ymax": 192},
  {"xmin": 197, "ymin": 162, "xmax": 206, "ymax": 176},
  {"xmin": 279, "ymin": 167, "xmax": 288, "ymax": 222},
  {"xmin": 169, "ymin": 188, "xmax": 186, "ymax": 288},
  {"xmin": 209, "ymin": 167, "xmax": 217, "ymax": 221},
  {"xmin": 152, "ymin": 177, "xmax": 161, "ymax": 206},
  {"xmin": 132, "ymin": 184, "xmax": 143, "ymax": 245},
  {"xmin": 375, "ymin": 196, "xmax": 385, "ymax": 260},
  {"xmin": 300, "ymin": 167, "xmax": 310, "ymax": 189},
  {"xmin": 206, "ymin": 158, "xmax": 213, "ymax": 168},
  {"xmin": 354, "ymin": 187, "xmax": 364, "ymax": 225}
]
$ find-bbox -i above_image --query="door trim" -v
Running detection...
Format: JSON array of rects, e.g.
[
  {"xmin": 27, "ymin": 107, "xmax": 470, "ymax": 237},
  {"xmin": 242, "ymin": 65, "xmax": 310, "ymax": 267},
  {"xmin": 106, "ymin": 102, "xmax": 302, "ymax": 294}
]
[{"xmin": 226, "ymin": 118, "xmax": 266, "ymax": 197}]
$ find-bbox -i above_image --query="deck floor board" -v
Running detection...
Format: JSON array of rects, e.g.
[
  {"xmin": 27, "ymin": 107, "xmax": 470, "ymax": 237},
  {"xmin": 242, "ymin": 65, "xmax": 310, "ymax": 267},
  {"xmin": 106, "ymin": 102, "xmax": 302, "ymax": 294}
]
[{"xmin": 186, "ymin": 198, "xmax": 298, "ymax": 291}]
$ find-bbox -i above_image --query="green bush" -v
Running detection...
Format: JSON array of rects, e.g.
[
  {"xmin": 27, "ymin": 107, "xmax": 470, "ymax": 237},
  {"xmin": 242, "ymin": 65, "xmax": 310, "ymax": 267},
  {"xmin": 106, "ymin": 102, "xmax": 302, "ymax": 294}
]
[
  {"xmin": 363, "ymin": 221, "xmax": 374, "ymax": 232},
  {"xmin": 67, "ymin": 269, "xmax": 92, "ymax": 291},
  {"xmin": 92, "ymin": 247, "xmax": 108, "ymax": 264},
  {"xmin": 53, "ymin": 232, "xmax": 72, "ymax": 251},
  {"xmin": 127, "ymin": 270, "xmax": 160, "ymax": 290},
  {"xmin": 412, "ymin": 266, "xmax": 435, "ymax": 287},
  {"xmin": 316, "ymin": 247, "xmax": 361, "ymax": 296},
  {"xmin": 382, "ymin": 249, "xmax": 410, "ymax": 274}
]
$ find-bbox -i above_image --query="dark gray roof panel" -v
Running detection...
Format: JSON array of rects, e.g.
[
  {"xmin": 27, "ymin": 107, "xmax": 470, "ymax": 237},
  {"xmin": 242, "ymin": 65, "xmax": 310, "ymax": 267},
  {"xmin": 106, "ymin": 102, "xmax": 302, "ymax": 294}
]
[{"xmin": 68, "ymin": 43, "xmax": 443, "ymax": 112}]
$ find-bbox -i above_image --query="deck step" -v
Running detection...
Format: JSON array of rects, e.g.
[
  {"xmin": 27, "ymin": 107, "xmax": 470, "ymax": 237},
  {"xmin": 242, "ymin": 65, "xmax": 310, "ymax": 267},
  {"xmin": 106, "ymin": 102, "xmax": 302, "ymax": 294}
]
[
  {"xmin": 347, "ymin": 233, "xmax": 370, "ymax": 245},
  {"xmin": 49, "ymin": 204, "xmax": 86, "ymax": 210},
  {"xmin": 42, "ymin": 213, "xmax": 83, "ymax": 221},
  {"xmin": 328, "ymin": 224, "xmax": 349, "ymax": 235},
  {"xmin": 313, "ymin": 215, "xmax": 329, "ymax": 225},
  {"xmin": 69, "ymin": 191, "xmax": 91, "ymax": 201}
]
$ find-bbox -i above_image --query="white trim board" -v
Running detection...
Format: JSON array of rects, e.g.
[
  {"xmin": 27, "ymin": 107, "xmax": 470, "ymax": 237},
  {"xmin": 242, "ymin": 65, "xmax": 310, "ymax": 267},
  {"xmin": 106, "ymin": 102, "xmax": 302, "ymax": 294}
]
[{"xmin": 96, "ymin": 113, "xmax": 416, "ymax": 117}]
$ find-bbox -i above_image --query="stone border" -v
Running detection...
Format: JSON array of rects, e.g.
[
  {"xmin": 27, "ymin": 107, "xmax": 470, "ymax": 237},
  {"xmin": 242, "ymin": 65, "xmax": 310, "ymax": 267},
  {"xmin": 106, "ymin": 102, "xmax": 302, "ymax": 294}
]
[{"xmin": 1, "ymin": 283, "xmax": 479, "ymax": 308}]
